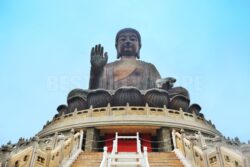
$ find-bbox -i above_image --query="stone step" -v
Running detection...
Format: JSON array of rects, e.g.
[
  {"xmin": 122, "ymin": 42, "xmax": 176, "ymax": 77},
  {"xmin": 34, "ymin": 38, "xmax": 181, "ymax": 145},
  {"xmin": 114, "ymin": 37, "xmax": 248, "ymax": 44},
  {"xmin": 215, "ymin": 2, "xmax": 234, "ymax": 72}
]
[
  {"xmin": 148, "ymin": 159, "xmax": 181, "ymax": 161},
  {"xmin": 71, "ymin": 151, "xmax": 184, "ymax": 167},
  {"xmin": 149, "ymin": 161, "xmax": 183, "ymax": 165},
  {"xmin": 149, "ymin": 159, "xmax": 183, "ymax": 162},
  {"xmin": 110, "ymin": 161, "xmax": 141, "ymax": 165},
  {"xmin": 150, "ymin": 164, "xmax": 184, "ymax": 167},
  {"xmin": 148, "ymin": 158, "xmax": 180, "ymax": 160},
  {"xmin": 149, "ymin": 164, "xmax": 184, "ymax": 166},
  {"xmin": 71, "ymin": 152, "xmax": 102, "ymax": 167},
  {"xmin": 148, "ymin": 152, "xmax": 184, "ymax": 167},
  {"xmin": 73, "ymin": 161, "xmax": 101, "ymax": 164},
  {"xmin": 149, "ymin": 162, "xmax": 183, "ymax": 165}
]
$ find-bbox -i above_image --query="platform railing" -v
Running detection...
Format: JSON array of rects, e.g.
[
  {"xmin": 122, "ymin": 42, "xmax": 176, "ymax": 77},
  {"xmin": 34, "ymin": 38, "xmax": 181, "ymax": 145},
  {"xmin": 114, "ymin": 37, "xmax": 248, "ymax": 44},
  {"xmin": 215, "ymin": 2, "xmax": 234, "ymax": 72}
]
[
  {"xmin": 2, "ymin": 130, "xmax": 84, "ymax": 167},
  {"xmin": 172, "ymin": 129, "xmax": 246, "ymax": 167},
  {"xmin": 62, "ymin": 130, "xmax": 83, "ymax": 167},
  {"xmin": 41, "ymin": 104, "xmax": 217, "ymax": 135},
  {"xmin": 99, "ymin": 147, "xmax": 108, "ymax": 167}
]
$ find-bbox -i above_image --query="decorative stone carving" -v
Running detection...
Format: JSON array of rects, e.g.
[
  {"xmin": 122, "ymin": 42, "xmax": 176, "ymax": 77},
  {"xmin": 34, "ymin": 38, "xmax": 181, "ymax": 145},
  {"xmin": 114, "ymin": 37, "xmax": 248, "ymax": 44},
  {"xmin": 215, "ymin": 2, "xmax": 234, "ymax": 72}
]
[
  {"xmin": 31, "ymin": 135, "xmax": 39, "ymax": 142},
  {"xmin": 0, "ymin": 141, "xmax": 13, "ymax": 152},
  {"xmin": 17, "ymin": 138, "xmax": 26, "ymax": 146}
]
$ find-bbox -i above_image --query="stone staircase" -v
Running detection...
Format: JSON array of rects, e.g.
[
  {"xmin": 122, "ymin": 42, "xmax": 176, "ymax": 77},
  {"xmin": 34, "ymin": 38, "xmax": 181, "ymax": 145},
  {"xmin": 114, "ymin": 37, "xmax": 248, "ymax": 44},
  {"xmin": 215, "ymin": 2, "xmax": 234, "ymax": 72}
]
[
  {"xmin": 148, "ymin": 152, "xmax": 184, "ymax": 167},
  {"xmin": 71, "ymin": 151, "xmax": 184, "ymax": 167},
  {"xmin": 71, "ymin": 152, "xmax": 103, "ymax": 167}
]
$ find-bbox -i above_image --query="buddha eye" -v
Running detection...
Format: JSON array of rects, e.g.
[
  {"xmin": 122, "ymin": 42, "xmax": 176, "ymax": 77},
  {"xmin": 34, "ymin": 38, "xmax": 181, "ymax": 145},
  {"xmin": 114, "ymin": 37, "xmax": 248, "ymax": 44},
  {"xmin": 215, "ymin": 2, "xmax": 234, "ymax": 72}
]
[
  {"xmin": 119, "ymin": 38, "xmax": 126, "ymax": 42},
  {"xmin": 130, "ymin": 36, "xmax": 137, "ymax": 41}
]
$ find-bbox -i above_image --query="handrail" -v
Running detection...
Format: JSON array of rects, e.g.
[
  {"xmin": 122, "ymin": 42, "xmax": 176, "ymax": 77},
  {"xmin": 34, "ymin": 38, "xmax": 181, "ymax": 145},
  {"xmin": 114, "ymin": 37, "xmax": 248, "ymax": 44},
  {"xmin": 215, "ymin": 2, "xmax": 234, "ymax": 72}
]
[
  {"xmin": 40, "ymin": 105, "xmax": 220, "ymax": 138},
  {"xmin": 174, "ymin": 149, "xmax": 192, "ymax": 167},
  {"xmin": 220, "ymin": 146, "xmax": 245, "ymax": 167},
  {"xmin": 143, "ymin": 147, "xmax": 150, "ymax": 167},
  {"xmin": 136, "ymin": 132, "xmax": 142, "ymax": 154},
  {"xmin": 172, "ymin": 129, "xmax": 193, "ymax": 167},
  {"xmin": 5, "ymin": 146, "xmax": 34, "ymax": 167},
  {"xmin": 62, "ymin": 130, "xmax": 83, "ymax": 167},
  {"xmin": 99, "ymin": 147, "xmax": 108, "ymax": 167},
  {"xmin": 172, "ymin": 129, "xmax": 177, "ymax": 149},
  {"xmin": 171, "ymin": 129, "xmax": 247, "ymax": 167}
]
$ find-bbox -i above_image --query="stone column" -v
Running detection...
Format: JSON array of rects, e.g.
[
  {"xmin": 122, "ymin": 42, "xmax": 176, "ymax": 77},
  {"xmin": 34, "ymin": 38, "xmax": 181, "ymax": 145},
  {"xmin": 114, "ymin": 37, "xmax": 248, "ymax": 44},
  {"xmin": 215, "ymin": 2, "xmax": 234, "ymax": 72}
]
[
  {"xmin": 45, "ymin": 146, "xmax": 52, "ymax": 167},
  {"xmin": 241, "ymin": 143, "xmax": 250, "ymax": 167},
  {"xmin": 29, "ymin": 136, "xmax": 39, "ymax": 167},
  {"xmin": 0, "ymin": 148, "xmax": 12, "ymax": 167},
  {"xmin": 157, "ymin": 127, "xmax": 172, "ymax": 152},
  {"xmin": 85, "ymin": 128, "xmax": 99, "ymax": 152}
]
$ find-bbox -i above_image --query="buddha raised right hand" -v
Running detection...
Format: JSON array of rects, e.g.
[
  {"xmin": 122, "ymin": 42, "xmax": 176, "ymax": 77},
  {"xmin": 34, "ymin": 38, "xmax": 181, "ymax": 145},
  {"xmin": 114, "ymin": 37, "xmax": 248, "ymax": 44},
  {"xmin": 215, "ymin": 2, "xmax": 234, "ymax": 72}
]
[{"xmin": 90, "ymin": 44, "xmax": 108, "ymax": 68}]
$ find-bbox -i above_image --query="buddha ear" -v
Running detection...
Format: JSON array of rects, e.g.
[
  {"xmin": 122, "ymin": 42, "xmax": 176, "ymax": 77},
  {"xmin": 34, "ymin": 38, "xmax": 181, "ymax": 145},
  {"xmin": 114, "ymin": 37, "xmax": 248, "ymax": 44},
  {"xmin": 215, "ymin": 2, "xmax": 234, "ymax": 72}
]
[
  {"xmin": 117, "ymin": 52, "xmax": 121, "ymax": 59},
  {"xmin": 116, "ymin": 45, "xmax": 121, "ymax": 59},
  {"xmin": 136, "ymin": 45, "xmax": 141, "ymax": 59},
  {"xmin": 136, "ymin": 52, "xmax": 140, "ymax": 59}
]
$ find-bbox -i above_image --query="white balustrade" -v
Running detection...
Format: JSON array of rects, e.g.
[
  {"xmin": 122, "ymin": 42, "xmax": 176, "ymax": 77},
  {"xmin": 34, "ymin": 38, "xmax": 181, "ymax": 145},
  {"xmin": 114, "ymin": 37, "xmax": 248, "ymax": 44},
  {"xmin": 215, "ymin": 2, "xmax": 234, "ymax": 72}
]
[
  {"xmin": 62, "ymin": 130, "xmax": 83, "ymax": 167},
  {"xmin": 99, "ymin": 132, "xmax": 149, "ymax": 167}
]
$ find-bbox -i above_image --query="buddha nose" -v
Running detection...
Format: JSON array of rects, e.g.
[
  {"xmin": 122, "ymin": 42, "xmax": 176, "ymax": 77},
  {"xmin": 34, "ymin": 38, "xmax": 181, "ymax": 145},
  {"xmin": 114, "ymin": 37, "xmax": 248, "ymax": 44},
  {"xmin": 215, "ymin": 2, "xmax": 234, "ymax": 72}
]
[{"xmin": 125, "ymin": 41, "xmax": 131, "ymax": 46}]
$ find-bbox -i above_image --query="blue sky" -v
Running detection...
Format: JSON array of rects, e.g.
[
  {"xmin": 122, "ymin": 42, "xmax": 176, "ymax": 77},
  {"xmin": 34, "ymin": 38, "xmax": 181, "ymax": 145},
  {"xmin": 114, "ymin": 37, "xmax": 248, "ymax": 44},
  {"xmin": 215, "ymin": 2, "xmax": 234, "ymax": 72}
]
[{"xmin": 0, "ymin": 0, "xmax": 250, "ymax": 145}]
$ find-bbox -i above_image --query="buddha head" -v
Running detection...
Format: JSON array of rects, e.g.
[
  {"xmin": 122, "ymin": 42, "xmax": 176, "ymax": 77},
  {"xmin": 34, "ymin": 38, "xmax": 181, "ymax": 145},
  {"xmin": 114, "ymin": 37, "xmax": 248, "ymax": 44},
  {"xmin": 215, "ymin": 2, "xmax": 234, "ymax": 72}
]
[{"xmin": 115, "ymin": 28, "xmax": 141, "ymax": 59}]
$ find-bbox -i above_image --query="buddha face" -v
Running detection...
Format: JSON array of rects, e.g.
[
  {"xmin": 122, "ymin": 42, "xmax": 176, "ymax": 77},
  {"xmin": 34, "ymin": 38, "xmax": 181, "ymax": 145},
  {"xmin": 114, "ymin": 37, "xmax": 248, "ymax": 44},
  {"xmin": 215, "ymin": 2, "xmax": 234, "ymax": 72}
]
[{"xmin": 116, "ymin": 31, "xmax": 140, "ymax": 58}]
